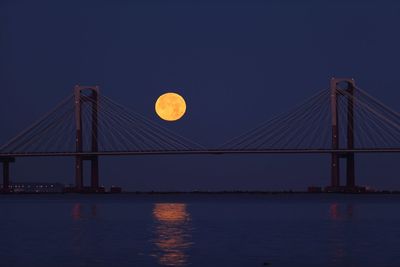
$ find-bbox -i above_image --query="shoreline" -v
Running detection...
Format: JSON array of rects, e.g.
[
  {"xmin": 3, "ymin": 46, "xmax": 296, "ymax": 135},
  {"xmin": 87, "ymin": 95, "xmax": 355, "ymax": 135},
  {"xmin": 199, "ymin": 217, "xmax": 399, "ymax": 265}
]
[{"xmin": 1, "ymin": 190, "xmax": 400, "ymax": 195}]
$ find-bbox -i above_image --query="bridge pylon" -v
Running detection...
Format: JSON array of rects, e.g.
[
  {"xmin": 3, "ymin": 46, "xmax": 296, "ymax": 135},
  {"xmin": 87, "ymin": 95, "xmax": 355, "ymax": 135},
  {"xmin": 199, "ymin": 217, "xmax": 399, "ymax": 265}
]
[
  {"xmin": 1, "ymin": 157, "xmax": 15, "ymax": 193},
  {"xmin": 74, "ymin": 85, "xmax": 100, "ymax": 192},
  {"xmin": 328, "ymin": 77, "xmax": 358, "ymax": 192}
]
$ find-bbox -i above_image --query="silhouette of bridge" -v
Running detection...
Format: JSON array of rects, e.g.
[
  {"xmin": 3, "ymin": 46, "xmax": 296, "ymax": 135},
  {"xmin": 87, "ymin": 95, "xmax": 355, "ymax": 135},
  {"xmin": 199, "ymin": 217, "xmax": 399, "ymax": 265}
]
[{"xmin": 2, "ymin": 77, "xmax": 400, "ymax": 192}]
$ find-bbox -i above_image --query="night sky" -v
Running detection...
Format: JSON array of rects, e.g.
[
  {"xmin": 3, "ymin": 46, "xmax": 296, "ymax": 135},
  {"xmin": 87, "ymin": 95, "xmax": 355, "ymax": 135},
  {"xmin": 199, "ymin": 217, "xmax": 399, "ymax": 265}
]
[{"xmin": 1, "ymin": 0, "xmax": 400, "ymax": 191}]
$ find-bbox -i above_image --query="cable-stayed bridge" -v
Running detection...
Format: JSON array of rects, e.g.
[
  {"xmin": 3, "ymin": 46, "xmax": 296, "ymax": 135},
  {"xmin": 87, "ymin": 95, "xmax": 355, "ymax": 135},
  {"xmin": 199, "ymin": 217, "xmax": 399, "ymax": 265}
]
[{"xmin": 2, "ymin": 78, "xmax": 400, "ymax": 192}]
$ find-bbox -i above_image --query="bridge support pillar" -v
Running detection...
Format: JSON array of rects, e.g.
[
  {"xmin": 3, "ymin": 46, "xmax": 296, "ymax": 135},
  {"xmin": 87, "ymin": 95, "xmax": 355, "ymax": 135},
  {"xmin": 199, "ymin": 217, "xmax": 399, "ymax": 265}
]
[
  {"xmin": 329, "ymin": 78, "xmax": 357, "ymax": 192},
  {"xmin": 346, "ymin": 79, "xmax": 355, "ymax": 188},
  {"xmin": 75, "ymin": 156, "xmax": 83, "ymax": 190},
  {"xmin": 91, "ymin": 156, "xmax": 99, "ymax": 189},
  {"xmin": 346, "ymin": 153, "xmax": 355, "ymax": 187},
  {"xmin": 330, "ymin": 78, "xmax": 340, "ymax": 187},
  {"xmin": 1, "ymin": 158, "xmax": 15, "ymax": 193},
  {"xmin": 74, "ymin": 85, "xmax": 100, "ymax": 192}
]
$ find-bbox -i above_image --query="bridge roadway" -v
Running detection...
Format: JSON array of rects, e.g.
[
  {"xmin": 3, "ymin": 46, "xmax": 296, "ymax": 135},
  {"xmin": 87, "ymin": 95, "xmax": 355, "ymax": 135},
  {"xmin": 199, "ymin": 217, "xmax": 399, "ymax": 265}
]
[{"xmin": 2, "ymin": 148, "xmax": 400, "ymax": 158}]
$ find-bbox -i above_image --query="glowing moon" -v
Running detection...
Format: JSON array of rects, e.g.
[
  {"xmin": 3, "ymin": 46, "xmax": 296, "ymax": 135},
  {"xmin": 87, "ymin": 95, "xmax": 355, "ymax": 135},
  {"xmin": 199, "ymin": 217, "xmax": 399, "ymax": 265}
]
[{"xmin": 155, "ymin": 92, "xmax": 186, "ymax": 121}]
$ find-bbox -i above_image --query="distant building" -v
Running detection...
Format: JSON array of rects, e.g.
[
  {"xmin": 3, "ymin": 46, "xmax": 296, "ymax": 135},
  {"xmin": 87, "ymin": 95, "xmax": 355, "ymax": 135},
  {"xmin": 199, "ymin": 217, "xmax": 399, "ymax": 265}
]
[{"xmin": 1, "ymin": 182, "xmax": 64, "ymax": 193}]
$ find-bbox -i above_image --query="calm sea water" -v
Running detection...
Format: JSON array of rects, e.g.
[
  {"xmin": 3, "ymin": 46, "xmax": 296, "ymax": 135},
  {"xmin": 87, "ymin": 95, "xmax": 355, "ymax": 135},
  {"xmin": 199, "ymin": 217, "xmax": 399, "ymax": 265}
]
[{"xmin": 0, "ymin": 194, "xmax": 399, "ymax": 267}]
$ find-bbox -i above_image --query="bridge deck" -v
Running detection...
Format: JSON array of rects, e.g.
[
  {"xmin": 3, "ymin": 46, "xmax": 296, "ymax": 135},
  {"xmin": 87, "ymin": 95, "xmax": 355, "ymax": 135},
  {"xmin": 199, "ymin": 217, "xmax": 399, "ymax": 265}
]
[{"xmin": 2, "ymin": 148, "xmax": 400, "ymax": 158}]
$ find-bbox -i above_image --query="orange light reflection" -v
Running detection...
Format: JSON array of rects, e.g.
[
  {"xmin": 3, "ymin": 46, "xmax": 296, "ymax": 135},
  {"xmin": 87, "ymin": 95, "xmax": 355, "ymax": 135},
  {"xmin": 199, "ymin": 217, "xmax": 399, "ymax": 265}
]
[{"xmin": 152, "ymin": 203, "xmax": 193, "ymax": 266}]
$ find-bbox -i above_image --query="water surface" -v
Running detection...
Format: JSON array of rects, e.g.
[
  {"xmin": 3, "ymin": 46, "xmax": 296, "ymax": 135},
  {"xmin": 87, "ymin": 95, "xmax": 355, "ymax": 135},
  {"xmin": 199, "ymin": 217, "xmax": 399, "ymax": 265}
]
[{"xmin": 0, "ymin": 194, "xmax": 399, "ymax": 266}]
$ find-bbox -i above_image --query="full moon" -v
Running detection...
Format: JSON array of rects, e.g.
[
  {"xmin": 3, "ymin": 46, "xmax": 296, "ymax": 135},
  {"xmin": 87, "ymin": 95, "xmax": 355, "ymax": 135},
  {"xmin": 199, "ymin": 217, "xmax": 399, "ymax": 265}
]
[{"xmin": 155, "ymin": 92, "xmax": 186, "ymax": 121}]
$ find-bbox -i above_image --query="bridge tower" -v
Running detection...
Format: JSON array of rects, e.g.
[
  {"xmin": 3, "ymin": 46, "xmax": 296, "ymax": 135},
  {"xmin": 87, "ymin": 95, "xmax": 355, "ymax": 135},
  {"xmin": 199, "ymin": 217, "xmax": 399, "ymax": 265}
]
[
  {"xmin": 1, "ymin": 157, "xmax": 15, "ymax": 192},
  {"xmin": 74, "ymin": 85, "xmax": 100, "ymax": 192},
  {"xmin": 329, "ymin": 77, "xmax": 356, "ymax": 191}
]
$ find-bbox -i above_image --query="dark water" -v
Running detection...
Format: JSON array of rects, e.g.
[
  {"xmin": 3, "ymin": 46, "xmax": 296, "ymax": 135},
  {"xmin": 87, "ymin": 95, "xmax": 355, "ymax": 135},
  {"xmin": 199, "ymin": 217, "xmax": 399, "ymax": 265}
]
[{"xmin": 0, "ymin": 194, "xmax": 399, "ymax": 267}]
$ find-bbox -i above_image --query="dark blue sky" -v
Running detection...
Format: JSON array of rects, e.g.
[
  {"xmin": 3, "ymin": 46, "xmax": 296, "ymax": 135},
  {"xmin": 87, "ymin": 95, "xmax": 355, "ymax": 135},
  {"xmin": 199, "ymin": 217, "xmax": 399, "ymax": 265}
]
[{"xmin": 1, "ymin": 0, "xmax": 400, "ymax": 190}]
